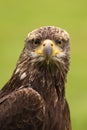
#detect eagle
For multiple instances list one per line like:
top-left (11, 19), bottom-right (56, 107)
top-left (0, 26), bottom-right (71, 130)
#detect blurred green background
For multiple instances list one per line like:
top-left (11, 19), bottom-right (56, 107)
top-left (0, 0), bottom-right (87, 129)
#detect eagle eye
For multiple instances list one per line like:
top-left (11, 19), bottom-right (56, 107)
top-left (58, 40), bottom-right (62, 44)
top-left (55, 39), bottom-right (64, 47)
top-left (32, 38), bottom-right (41, 47)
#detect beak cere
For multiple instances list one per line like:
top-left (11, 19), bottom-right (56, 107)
top-left (43, 43), bottom-right (52, 58)
top-left (42, 40), bottom-right (53, 64)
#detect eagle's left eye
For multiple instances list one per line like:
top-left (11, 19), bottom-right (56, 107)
top-left (55, 40), bottom-right (64, 48)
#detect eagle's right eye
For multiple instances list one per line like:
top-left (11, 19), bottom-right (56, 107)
top-left (33, 39), bottom-right (41, 47)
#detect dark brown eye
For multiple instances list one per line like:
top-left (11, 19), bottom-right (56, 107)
top-left (58, 40), bottom-right (62, 44)
top-left (33, 39), bottom-right (41, 47)
top-left (55, 40), bottom-right (63, 47)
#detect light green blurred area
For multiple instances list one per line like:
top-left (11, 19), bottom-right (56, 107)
top-left (0, 0), bottom-right (87, 129)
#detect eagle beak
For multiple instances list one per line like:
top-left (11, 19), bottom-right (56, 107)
top-left (35, 39), bottom-right (62, 64)
top-left (43, 40), bottom-right (52, 62)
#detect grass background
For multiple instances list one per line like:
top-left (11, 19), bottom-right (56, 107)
top-left (0, 0), bottom-right (87, 129)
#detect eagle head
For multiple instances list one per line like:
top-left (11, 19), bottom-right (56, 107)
top-left (23, 26), bottom-right (70, 72)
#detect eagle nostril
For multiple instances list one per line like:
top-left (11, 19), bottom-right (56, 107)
top-left (43, 43), bottom-right (45, 46)
top-left (43, 43), bottom-right (53, 47)
top-left (51, 43), bottom-right (53, 46)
